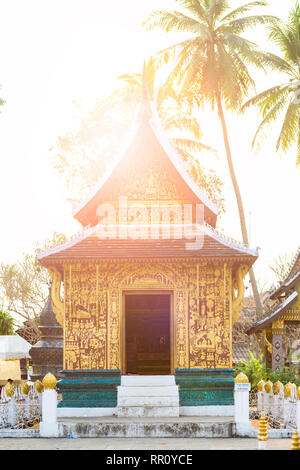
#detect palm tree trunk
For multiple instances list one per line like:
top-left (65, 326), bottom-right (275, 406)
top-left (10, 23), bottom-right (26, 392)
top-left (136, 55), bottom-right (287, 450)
top-left (216, 93), bottom-right (263, 319)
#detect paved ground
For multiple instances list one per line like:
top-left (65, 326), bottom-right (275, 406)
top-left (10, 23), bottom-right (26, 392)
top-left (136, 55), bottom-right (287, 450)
top-left (0, 438), bottom-right (292, 450)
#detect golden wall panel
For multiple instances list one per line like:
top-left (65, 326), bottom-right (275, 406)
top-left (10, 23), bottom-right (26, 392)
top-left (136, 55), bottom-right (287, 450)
top-left (63, 261), bottom-right (235, 371)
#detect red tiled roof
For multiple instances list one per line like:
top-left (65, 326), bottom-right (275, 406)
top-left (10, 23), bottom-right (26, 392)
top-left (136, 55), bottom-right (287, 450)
top-left (247, 290), bottom-right (298, 334)
top-left (38, 224), bottom-right (258, 265)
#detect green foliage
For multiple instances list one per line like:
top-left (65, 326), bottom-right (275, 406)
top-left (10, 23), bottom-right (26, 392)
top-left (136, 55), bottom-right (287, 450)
top-left (234, 350), bottom-right (300, 387)
top-left (266, 365), bottom-right (300, 386)
top-left (242, 2), bottom-right (300, 164)
top-left (234, 351), bottom-right (266, 388)
top-left (143, 0), bottom-right (280, 111)
top-left (0, 309), bottom-right (15, 335)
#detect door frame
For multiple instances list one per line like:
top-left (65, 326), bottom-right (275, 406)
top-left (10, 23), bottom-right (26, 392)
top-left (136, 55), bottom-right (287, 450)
top-left (121, 290), bottom-right (174, 375)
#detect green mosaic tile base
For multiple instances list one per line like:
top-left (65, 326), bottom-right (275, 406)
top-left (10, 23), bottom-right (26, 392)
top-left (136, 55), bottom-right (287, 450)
top-left (175, 368), bottom-right (234, 406)
top-left (57, 369), bottom-right (121, 408)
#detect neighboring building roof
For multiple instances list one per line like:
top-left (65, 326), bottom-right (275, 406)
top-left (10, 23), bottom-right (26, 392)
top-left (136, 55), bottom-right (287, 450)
top-left (73, 102), bottom-right (220, 227)
top-left (268, 247), bottom-right (300, 300)
top-left (0, 335), bottom-right (31, 360)
top-left (269, 267), bottom-right (300, 300)
top-left (246, 290), bottom-right (298, 334)
top-left (37, 223), bottom-right (259, 265)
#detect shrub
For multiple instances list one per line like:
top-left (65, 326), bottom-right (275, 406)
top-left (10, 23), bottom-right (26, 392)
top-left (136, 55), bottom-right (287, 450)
top-left (234, 351), bottom-right (266, 389)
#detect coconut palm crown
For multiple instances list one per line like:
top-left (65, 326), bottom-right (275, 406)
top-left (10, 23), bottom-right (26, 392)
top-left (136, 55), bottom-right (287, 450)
top-left (242, 2), bottom-right (300, 165)
top-left (143, 0), bottom-right (284, 316)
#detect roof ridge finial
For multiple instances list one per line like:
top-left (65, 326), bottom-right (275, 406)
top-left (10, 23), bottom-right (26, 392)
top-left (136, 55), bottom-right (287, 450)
top-left (139, 60), bottom-right (152, 122)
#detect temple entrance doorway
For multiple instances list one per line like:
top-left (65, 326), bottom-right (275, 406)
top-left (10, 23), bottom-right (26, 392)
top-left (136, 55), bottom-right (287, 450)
top-left (124, 293), bottom-right (172, 375)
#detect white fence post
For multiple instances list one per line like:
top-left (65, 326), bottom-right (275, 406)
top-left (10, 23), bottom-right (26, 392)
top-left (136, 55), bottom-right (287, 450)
top-left (234, 373), bottom-right (251, 435)
top-left (257, 380), bottom-right (265, 414)
top-left (39, 373), bottom-right (59, 438)
top-left (296, 387), bottom-right (300, 433)
top-left (273, 381), bottom-right (284, 421)
top-left (264, 380), bottom-right (273, 415)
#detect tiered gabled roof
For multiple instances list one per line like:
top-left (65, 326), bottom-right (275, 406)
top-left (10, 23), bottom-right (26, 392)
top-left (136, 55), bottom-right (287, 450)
top-left (247, 246), bottom-right (300, 335)
top-left (37, 222), bottom-right (258, 265)
top-left (72, 102), bottom-right (220, 228)
top-left (247, 291), bottom-right (298, 334)
top-left (38, 97), bottom-right (259, 268)
top-left (269, 247), bottom-right (300, 300)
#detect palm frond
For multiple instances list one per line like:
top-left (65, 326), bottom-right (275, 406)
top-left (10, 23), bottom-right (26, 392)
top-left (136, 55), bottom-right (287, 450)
top-left (221, 14), bottom-right (279, 35)
top-left (221, 32), bottom-right (296, 77)
top-left (241, 85), bottom-right (290, 113)
top-left (268, 22), bottom-right (300, 65)
top-left (171, 137), bottom-right (216, 154)
top-left (251, 94), bottom-right (291, 149)
top-left (208, 0), bottom-right (230, 25)
top-left (175, 0), bottom-right (208, 22)
top-left (276, 100), bottom-right (300, 152)
top-left (163, 111), bottom-right (203, 139)
top-left (220, 1), bottom-right (268, 23)
top-left (142, 10), bottom-right (205, 34)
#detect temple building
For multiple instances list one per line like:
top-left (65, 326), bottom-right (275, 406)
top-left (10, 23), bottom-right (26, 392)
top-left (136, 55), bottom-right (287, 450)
top-left (38, 101), bottom-right (258, 417)
top-left (247, 248), bottom-right (300, 370)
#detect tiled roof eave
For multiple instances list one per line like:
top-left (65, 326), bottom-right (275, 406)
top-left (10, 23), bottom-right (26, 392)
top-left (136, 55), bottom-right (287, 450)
top-left (72, 102), bottom-right (220, 222)
top-left (246, 290), bottom-right (298, 334)
top-left (37, 223), bottom-right (259, 261)
top-left (269, 267), bottom-right (300, 300)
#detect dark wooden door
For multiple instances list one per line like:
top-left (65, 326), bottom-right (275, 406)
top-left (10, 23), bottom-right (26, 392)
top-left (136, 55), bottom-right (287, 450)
top-left (125, 295), bottom-right (171, 375)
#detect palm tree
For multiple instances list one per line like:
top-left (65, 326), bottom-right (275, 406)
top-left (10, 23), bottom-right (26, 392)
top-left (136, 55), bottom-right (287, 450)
top-left (143, 0), bottom-right (284, 317)
top-left (0, 310), bottom-right (15, 335)
top-left (242, 2), bottom-right (300, 165)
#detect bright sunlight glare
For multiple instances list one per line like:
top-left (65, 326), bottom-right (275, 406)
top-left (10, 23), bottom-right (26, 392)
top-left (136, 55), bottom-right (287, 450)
top-left (0, 0), bottom-right (299, 291)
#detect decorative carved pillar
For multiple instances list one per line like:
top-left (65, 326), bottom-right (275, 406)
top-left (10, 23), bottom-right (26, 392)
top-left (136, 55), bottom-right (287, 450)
top-left (107, 289), bottom-right (121, 370)
top-left (174, 290), bottom-right (189, 369)
top-left (272, 320), bottom-right (284, 370)
top-left (263, 329), bottom-right (273, 369)
top-left (48, 267), bottom-right (64, 326)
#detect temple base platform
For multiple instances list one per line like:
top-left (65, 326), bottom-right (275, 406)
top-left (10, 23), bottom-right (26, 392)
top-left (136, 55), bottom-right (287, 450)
top-left (56, 416), bottom-right (234, 438)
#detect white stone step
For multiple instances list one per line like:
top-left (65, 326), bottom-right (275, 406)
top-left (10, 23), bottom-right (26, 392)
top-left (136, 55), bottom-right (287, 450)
top-left (118, 385), bottom-right (178, 397)
top-left (118, 406), bottom-right (179, 418)
top-left (118, 396), bottom-right (179, 407)
top-left (121, 375), bottom-right (175, 387)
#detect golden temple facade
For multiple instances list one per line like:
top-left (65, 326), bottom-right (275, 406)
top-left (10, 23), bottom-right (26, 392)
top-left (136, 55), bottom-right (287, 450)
top-left (38, 102), bottom-right (258, 386)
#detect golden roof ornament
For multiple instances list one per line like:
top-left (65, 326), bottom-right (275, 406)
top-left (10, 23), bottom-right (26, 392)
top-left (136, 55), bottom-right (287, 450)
top-left (235, 372), bottom-right (249, 383)
top-left (35, 380), bottom-right (44, 393)
top-left (257, 380), bottom-right (265, 392)
top-left (297, 386), bottom-right (300, 401)
top-left (284, 382), bottom-right (294, 398)
top-left (20, 381), bottom-right (30, 395)
top-left (257, 415), bottom-right (268, 442)
top-left (291, 430), bottom-right (300, 450)
top-left (264, 380), bottom-right (273, 394)
top-left (273, 381), bottom-right (283, 395)
top-left (42, 373), bottom-right (57, 390)
top-left (5, 382), bottom-right (15, 398)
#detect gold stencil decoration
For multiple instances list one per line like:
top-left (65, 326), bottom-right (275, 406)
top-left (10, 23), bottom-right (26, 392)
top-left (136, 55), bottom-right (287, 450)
top-left (62, 260), bottom-right (246, 372)
top-left (107, 288), bottom-right (121, 370)
top-left (48, 267), bottom-right (64, 326)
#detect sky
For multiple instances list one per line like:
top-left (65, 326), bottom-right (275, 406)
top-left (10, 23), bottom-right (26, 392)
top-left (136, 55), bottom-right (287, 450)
top-left (0, 0), bottom-right (299, 292)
